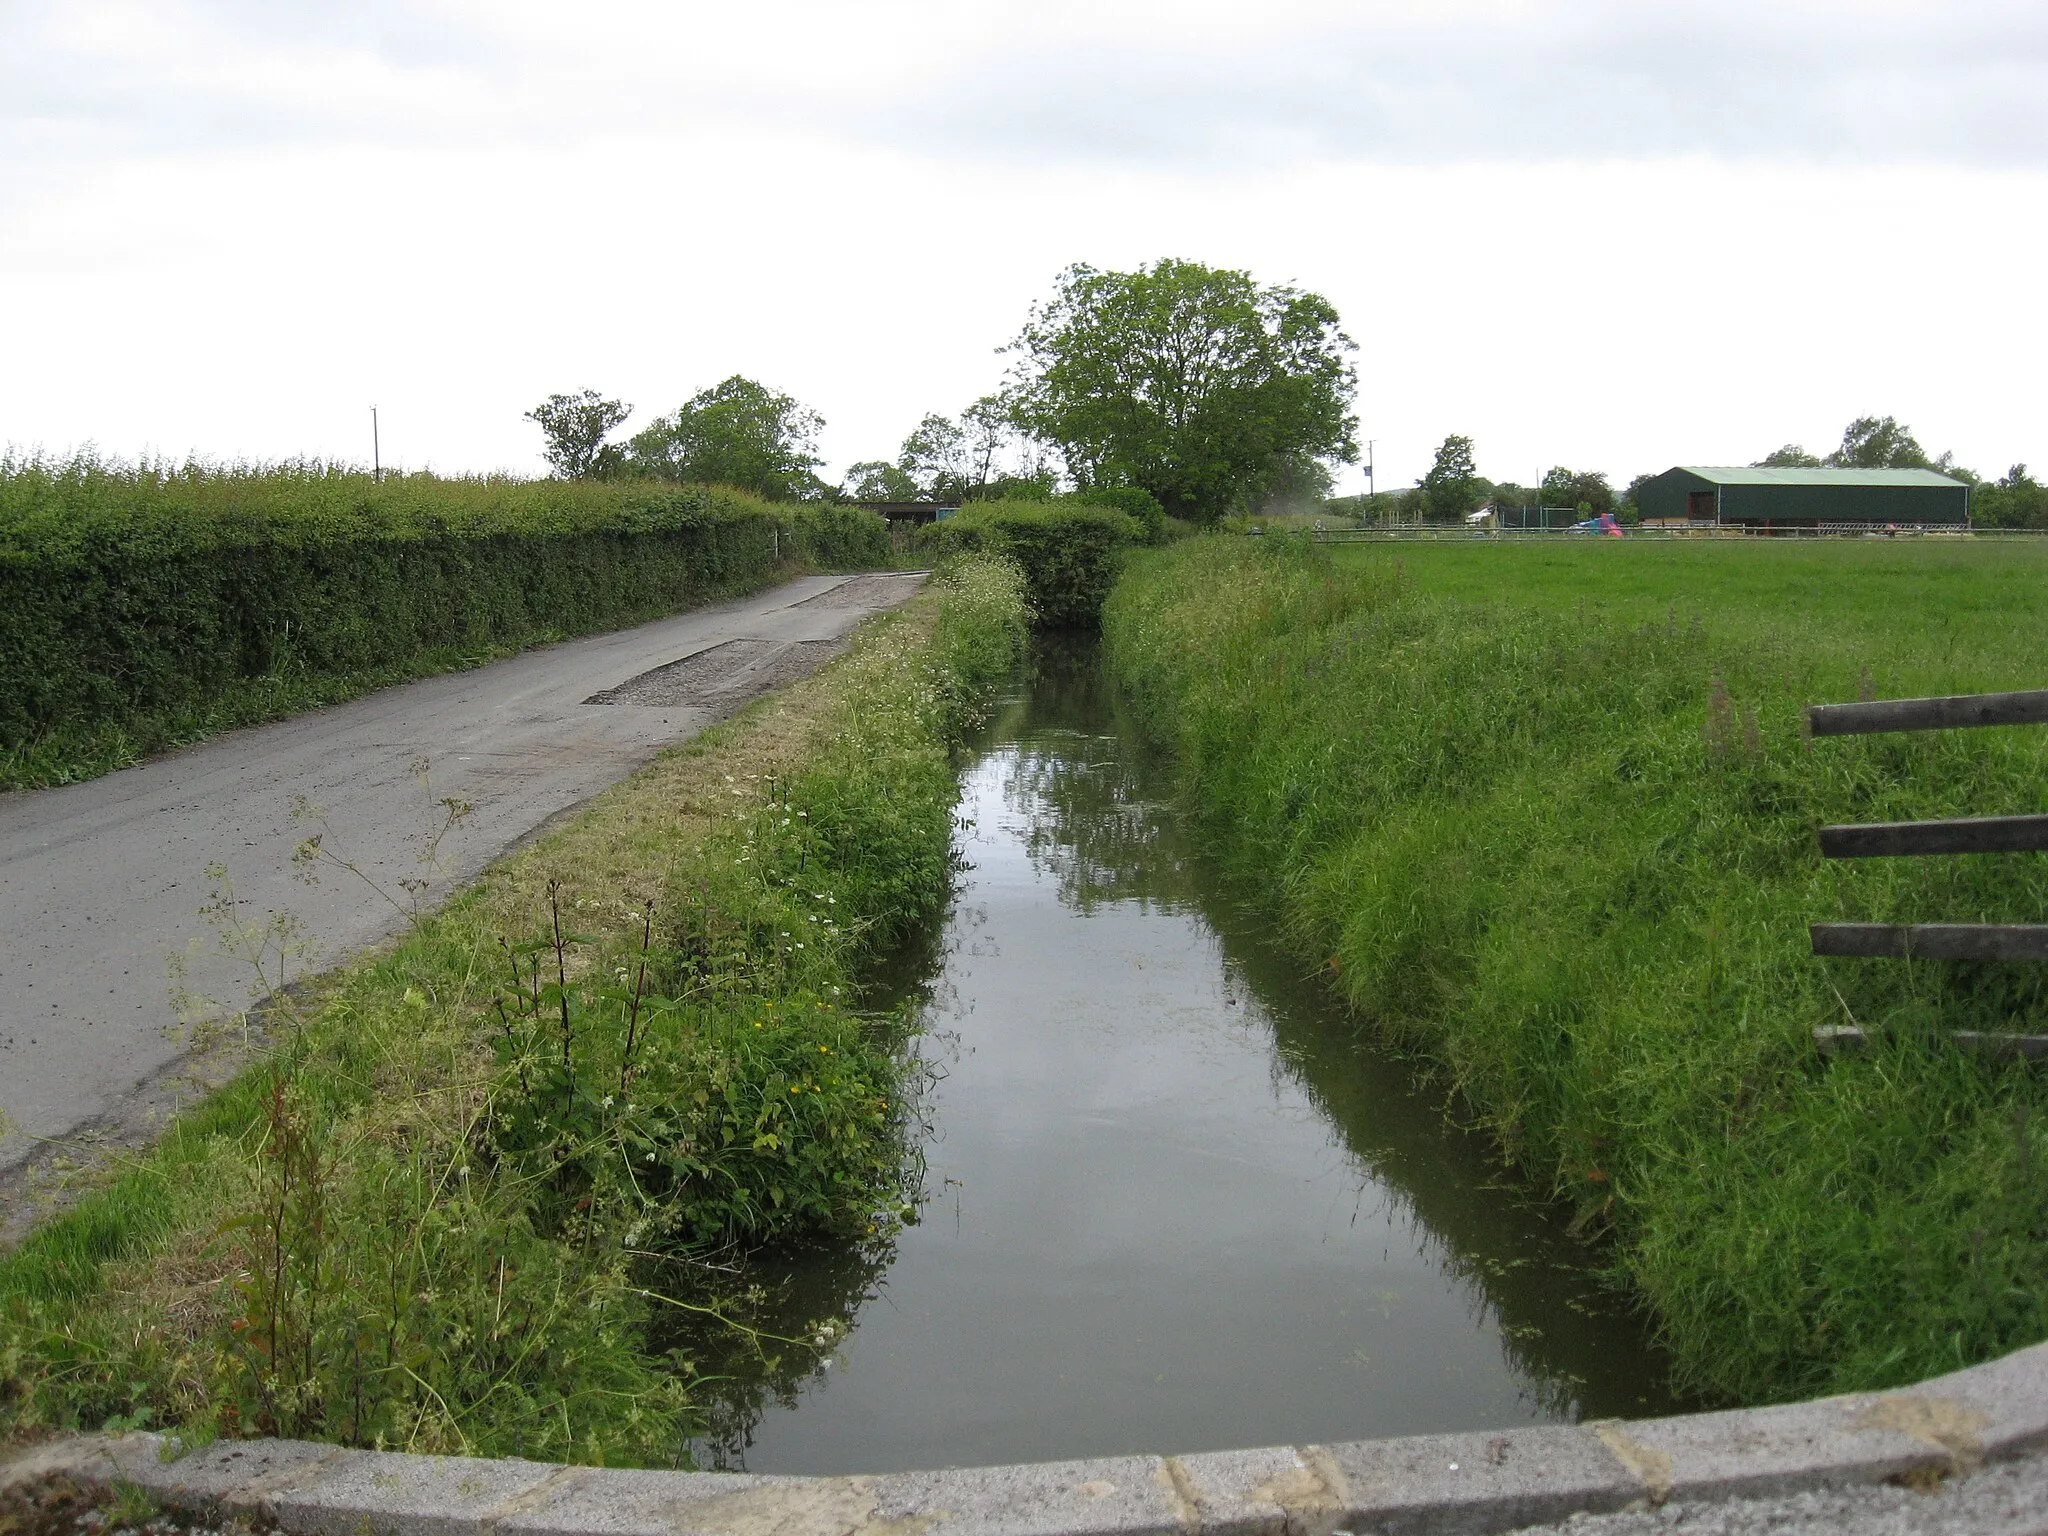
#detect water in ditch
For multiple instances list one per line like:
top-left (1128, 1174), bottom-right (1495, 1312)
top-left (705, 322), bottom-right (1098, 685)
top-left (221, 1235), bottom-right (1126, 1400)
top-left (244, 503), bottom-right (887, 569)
top-left (683, 639), bottom-right (1690, 1473)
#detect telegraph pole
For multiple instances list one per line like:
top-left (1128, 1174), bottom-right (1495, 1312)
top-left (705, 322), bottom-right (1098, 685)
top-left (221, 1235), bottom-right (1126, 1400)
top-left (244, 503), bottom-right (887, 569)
top-left (371, 406), bottom-right (382, 484)
top-left (1364, 440), bottom-right (1376, 526)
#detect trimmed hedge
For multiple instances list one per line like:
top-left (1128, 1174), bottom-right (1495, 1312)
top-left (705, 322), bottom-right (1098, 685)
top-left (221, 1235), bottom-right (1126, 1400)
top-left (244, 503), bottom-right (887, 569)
top-left (1070, 485), bottom-right (1166, 541)
top-left (922, 500), bottom-right (1139, 628)
top-left (0, 460), bottom-right (887, 757)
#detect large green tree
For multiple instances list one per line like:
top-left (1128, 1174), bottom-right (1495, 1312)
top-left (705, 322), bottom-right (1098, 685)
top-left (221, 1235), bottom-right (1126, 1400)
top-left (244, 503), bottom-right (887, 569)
top-left (525, 391), bottom-right (631, 480)
top-left (842, 460), bottom-right (920, 502)
top-left (1826, 416), bottom-right (1930, 469)
top-left (960, 394), bottom-right (1019, 492)
top-left (626, 376), bottom-right (826, 500)
top-left (1541, 466), bottom-right (1615, 516)
top-left (1973, 465), bottom-right (2048, 529)
top-left (898, 412), bottom-right (967, 498)
top-left (888, 393), bottom-right (1053, 502)
top-left (1420, 434), bottom-right (1481, 522)
top-left (1006, 259), bottom-right (1357, 522)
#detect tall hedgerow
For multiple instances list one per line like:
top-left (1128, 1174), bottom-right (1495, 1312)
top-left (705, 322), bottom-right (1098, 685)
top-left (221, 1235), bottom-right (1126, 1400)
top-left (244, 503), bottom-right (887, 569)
top-left (0, 456), bottom-right (888, 788)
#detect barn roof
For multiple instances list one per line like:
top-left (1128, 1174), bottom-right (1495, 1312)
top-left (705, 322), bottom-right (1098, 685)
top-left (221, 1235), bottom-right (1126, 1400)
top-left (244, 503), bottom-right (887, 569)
top-left (1677, 467), bottom-right (1967, 488)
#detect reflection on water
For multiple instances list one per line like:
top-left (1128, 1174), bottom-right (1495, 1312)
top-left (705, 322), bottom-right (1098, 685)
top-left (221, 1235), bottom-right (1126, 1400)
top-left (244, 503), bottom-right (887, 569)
top-left (686, 640), bottom-right (1690, 1474)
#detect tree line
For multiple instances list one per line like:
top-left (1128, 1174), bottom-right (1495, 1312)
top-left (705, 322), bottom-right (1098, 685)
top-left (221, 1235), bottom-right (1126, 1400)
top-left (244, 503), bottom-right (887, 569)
top-left (1361, 416), bottom-right (2048, 528)
top-left (1756, 417), bottom-right (2047, 528)
top-left (525, 259), bottom-right (1359, 526)
top-left (524, 378), bottom-right (832, 502)
top-left (525, 260), bottom-right (2043, 532)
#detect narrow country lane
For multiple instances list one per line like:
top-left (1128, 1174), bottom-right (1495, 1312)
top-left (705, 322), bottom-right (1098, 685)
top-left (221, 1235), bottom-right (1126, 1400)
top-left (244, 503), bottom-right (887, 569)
top-left (0, 571), bottom-right (925, 1199)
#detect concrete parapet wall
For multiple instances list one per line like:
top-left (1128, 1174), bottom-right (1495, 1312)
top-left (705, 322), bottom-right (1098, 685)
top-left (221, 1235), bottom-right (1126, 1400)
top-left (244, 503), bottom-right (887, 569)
top-left (8, 1340), bottom-right (2047, 1536)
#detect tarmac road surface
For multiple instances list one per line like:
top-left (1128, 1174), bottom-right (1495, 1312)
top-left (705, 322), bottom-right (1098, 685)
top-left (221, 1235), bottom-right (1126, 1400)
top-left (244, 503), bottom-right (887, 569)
top-left (0, 571), bottom-right (926, 1196)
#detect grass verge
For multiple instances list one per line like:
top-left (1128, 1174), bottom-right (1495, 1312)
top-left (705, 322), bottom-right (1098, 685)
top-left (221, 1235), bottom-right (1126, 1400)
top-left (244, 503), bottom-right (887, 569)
top-left (0, 557), bottom-right (1030, 1464)
top-left (1103, 534), bottom-right (2048, 1406)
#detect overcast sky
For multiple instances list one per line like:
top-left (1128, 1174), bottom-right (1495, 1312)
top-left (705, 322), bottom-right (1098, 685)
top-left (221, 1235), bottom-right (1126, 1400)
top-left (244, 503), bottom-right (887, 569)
top-left (4, 0), bottom-right (2045, 492)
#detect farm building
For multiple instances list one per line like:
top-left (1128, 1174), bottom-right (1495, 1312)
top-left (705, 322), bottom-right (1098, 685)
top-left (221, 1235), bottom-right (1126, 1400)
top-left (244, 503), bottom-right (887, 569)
top-left (1632, 467), bottom-right (1970, 530)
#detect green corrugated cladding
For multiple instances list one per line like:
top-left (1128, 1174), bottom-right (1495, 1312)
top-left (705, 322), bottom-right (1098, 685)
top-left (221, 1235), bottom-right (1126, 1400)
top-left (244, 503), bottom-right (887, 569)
top-left (1635, 467), bottom-right (1970, 526)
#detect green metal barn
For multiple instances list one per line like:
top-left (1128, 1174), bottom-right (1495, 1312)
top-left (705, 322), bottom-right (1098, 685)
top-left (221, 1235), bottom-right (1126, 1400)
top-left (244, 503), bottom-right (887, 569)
top-left (1633, 467), bottom-right (1970, 530)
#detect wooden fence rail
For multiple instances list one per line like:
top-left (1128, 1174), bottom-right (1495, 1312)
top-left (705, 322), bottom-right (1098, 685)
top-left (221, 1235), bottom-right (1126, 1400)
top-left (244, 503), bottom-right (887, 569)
top-left (1808, 688), bottom-right (2048, 738)
top-left (1804, 686), bottom-right (2048, 1057)
top-left (1818, 814), bottom-right (2048, 859)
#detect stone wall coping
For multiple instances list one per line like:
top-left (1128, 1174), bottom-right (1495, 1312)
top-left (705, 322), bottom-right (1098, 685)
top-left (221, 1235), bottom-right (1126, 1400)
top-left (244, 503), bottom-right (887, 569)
top-left (8, 1339), bottom-right (2046, 1536)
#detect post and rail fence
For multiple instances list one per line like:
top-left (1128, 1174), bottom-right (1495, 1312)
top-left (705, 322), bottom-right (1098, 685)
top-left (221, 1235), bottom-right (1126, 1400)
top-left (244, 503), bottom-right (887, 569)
top-left (1806, 687), bottom-right (2048, 1059)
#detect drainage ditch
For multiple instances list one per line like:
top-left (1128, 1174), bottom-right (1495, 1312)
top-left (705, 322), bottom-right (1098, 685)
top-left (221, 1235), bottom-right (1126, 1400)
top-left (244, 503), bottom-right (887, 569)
top-left (677, 640), bottom-right (1692, 1474)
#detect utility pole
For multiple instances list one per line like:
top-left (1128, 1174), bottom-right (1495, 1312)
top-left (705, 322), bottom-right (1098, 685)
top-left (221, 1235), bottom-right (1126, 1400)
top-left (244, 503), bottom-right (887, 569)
top-left (1364, 440), bottom-right (1376, 527)
top-left (371, 406), bottom-right (381, 484)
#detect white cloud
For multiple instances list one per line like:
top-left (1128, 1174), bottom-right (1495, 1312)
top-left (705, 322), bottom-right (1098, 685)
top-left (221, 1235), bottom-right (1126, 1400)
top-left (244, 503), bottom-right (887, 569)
top-left (12, 1), bottom-right (2046, 168)
top-left (1, 1), bottom-right (2044, 490)
top-left (870, 2), bottom-right (2048, 168)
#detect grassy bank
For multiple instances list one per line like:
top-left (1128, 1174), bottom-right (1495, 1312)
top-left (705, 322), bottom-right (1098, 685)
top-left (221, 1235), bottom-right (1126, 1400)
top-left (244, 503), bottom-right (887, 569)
top-left (0, 557), bottom-right (1029, 1463)
top-left (1103, 535), bottom-right (2048, 1405)
top-left (0, 458), bottom-right (889, 789)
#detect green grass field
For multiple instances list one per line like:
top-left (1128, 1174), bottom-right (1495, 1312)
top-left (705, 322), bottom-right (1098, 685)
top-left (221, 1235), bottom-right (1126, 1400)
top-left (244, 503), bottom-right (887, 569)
top-left (1385, 539), bottom-right (2048, 693)
top-left (1105, 535), bottom-right (2048, 1406)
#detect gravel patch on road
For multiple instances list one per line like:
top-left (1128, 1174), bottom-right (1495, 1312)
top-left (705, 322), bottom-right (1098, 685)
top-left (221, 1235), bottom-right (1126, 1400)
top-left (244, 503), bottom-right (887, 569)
top-left (745, 638), bottom-right (848, 692)
top-left (586, 638), bottom-right (849, 708)
top-left (792, 573), bottom-right (927, 610)
top-left (584, 639), bottom-right (771, 705)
